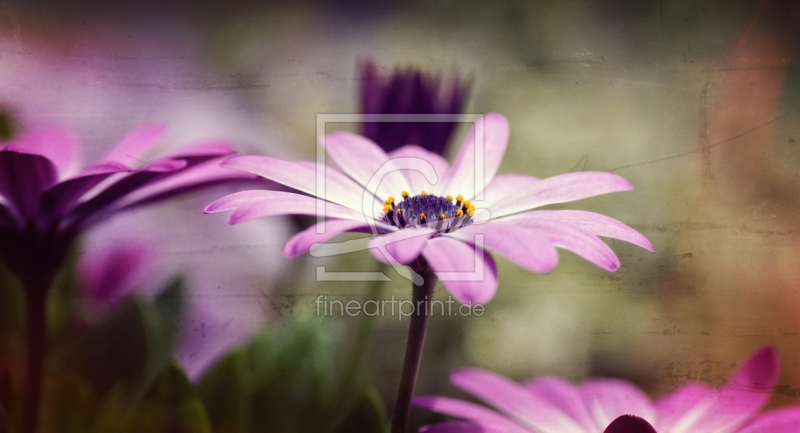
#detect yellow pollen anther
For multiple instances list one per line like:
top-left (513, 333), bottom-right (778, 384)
top-left (456, 194), bottom-right (464, 203)
top-left (396, 209), bottom-right (403, 216)
top-left (462, 200), bottom-right (472, 208)
top-left (386, 196), bottom-right (395, 203)
top-left (445, 195), bottom-right (453, 202)
top-left (420, 190), bottom-right (428, 196)
top-left (401, 191), bottom-right (410, 198)
top-left (383, 204), bottom-right (393, 213)
top-left (419, 213), bottom-right (427, 221)
top-left (455, 209), bottom-right (464, 217)
top-left (439, 213), bottom-right (446, 220)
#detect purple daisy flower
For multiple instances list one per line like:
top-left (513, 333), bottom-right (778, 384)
top-left (414, 347), bottom-right (800, 433)
top-left (0, 125), bottom-right (247, 289)
top-left (431, 415), bottom-right (658, 433)
top-left (0, 124), bottom-right (250, 433)
top-left (206, 113), bottom-right (652, 305)
top-left (360, 61), bottom-right (470, 155)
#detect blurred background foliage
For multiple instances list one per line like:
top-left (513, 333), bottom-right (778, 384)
top-left (2, 0), bottom-right (800, 431)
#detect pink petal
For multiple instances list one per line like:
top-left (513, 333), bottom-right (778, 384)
top-left (140, 158), bottom-right (187, 172)
top-left (438, 113), bottom-right (508, 200)
top-left (422, 237), bottom-right (499, 304)
top-left (205, 190), bottom-right (277, 213)
top-left (320, 132), bottom-right (410, 199)
top-left (0, 151), bottom-right (58, 218)
top-left (450, 222), bottom-right (559, 274)
top-left (414, 397), bottom-right (528, 433)
top-left (284, 219), bottom-right (380, 258)
top-left (96, 124), bottom-right (166, 169)
top-left (388, 145), bottom-right (449, 194)
top-left (580, 379), bottom-right (656, 430)
top-left (222, 155), bottom-right (370, 212)
top-left (478, 174), bottom-right (541, 212)
top-left (524, 376), bottom-right (597, 431)
top-left (654, 383), bottom-right (717, 433)
top-left (450, 368), bottom-right (587, 433)
top-left (488, 172), bottom-right (635, 219)
top-left (679, 347), bottom-right (778, 433)
top-left (66, 153), bottom-right (225, 229)
top-left (80, 161), bottom-right (132, 176)
top-left (205, 190), bottom-right (366, 224)
top-left (506, 219), bottom-right (621, 272)
top-left (6, 127), bottom-right (79, 178)
top-left (160, 140), bottom-right (235, 159)
top-left (720, 346), bottom-right (779, 406)
top-left (368, 227), bottom-right (434, 265)
top-left (508, 210), bottom-right (654, 253)
top-left (41, 171), bottom-right (126, 223)
top-left (738, 408), bottom-right (800, 433)
top-left (113, 160), bottom-right (258, 211)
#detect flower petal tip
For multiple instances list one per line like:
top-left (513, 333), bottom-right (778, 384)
top-left (484, 112), bottom-right (509, 128)
top-left (449, 367), bottom-right (487, 384)
top-left (282, 244), bottom-right (302, 258)
top-left (204, 197), bottom-right (234, 214)
top-left (203, 203), bottom-right (222, 214)
top-left (220, 155), bottom-right (245, 168)
top-left (750, 345), bottom-right (779, 376)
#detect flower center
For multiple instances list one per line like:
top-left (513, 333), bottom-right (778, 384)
top-left (380, 191), bottom-right (475, 233)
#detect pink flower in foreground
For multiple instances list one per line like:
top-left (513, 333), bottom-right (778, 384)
top-left (0, 125), bottom-right (248, 289)
top-left (206, 113), bottom-right (652, 304)
top-left (414, 347), bottom-right (800, 433)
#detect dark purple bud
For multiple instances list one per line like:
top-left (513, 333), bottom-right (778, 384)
top-left (359, 60), bottom-right (470, 155)
top-left (604, 415), bottom-right (657, 433)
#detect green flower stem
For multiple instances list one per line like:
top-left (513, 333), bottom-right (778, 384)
top-left (390, 260), bottom-right (437, 433)
top-left (22, 280), bottom-right (48, 433)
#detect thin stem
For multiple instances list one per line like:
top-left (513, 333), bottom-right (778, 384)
top-left (22, 285), bottom-right (48, 433)
top-left (390, 262), bottom-right (437, 433)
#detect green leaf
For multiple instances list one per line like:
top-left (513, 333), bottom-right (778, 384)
top-left (195, 349), bottom-right (252, 433)
top-left (130, 278), bottom-right (185, 401)
top-left (48, 362), bottom-right (212, 433)
top-left (53, 278), bottom-right (185, 402)
top-left (198, 317), bottom-right (388, 433)
top-left (330, 387), bottom-right (389, 433)
top-left (122, 361), bottom-right (212, 433)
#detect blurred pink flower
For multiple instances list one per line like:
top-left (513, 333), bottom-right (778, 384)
top-left (0, 125), bottom-right (248, 289)
top-left (415, 347), bottom-right (800, 433)
top-left (206, 113), bottom-right (652, 304)
top-left (433, 415), bottom-right (658, 433)
top-left (77, 238), bottom-right (150, 310)
top-left (75, 230), bottom-right (280, 381)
